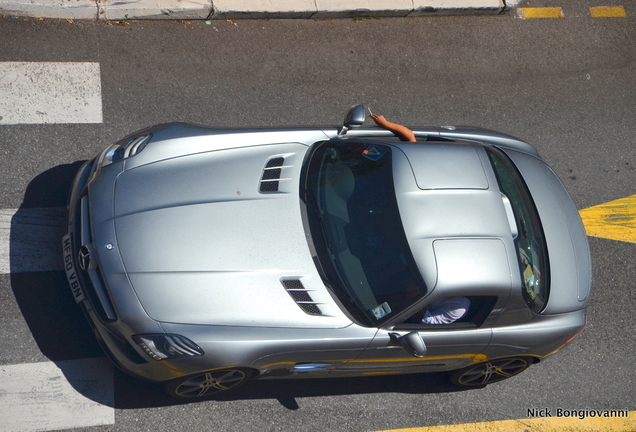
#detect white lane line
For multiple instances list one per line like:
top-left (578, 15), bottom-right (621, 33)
top-left (0, 207), bottom-right (66, 274)
top-left (0, 358), bottom-right (114, 432)
top-left (0, 62), bottom-right (102, 124)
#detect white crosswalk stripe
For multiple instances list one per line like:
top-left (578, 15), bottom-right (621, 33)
top-left (0, 62), bottom-right (102, 124)
top-left (1, 58), bottom-right (114, 431)
top-left (0, 358), bottom-right (114, 432)
top-left (0, 207), bottom-right (66, 275)
top-left (1, 203), bottom-right (116, 431)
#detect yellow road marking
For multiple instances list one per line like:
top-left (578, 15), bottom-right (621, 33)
top-left (349, 354), bottom-right (487, 364)
top-left (579, 195), bottom-right (636, 243)
top-left (374, 410), bottom-right (635, 432)
top-left (590, 6), bottom-right (627, 17)
top-left (521, 7), bottom-right (564, 18)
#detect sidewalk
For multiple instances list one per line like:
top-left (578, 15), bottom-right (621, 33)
top-left (0, 0), bottom-right (508, 21)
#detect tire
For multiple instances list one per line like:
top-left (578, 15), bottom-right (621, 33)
top-left (163, 368), bottom-right (255, 399)
top-left (450, 357), bottom-right (532, 387)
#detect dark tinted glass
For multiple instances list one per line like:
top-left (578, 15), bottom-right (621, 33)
top-left (303, 140), bottom-right (427, 326)
top-left (486, 147), bottom-right (550, 312)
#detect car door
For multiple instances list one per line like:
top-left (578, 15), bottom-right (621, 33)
top-left (250, 325), bottom-right (379, 376)
top-left (335, 326), bottom-right (492, 375)
top-left (332, 295), bottom-right (500, 375)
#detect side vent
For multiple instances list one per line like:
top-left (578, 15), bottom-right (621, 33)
top-left (260, 157), bottom-right (285, 192)
top-left (282, 279), bottom-right (323, 316)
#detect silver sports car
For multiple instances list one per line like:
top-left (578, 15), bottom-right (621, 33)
top-left (63, 106), bottom-right (591, 399)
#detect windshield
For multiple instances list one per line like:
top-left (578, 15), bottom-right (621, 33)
top-left (302, 140), bottom-right (427, 327)
top-left (485, 147), bottom-right (550, 312)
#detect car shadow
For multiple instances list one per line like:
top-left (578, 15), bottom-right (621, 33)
top-left (112, 367), bottom-right (467, 410)
top-left (9, 162), bottom-right (111, 408)
top-left (9, 163), bottom-right (472, 410)
top-left (9, 161), bottom-right (103, 362)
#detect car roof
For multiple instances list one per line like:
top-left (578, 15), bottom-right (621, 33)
top-left (390, 140), bottom-right (517, 307)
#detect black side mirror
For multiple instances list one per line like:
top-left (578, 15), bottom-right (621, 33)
top-left (338, 105), bottom-right (366, 136)
top-left (389, 331), bottom-right (427, 358)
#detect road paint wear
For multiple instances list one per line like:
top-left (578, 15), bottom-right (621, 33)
top-left (519, 6), bottom-right (629, 19)
top-left (579, 195), bottom-right (636, 243)
top-left (520, 7), bottom-right (563, 18)
top-left (373, 410), bottom-right (635, 432)
top-left (0, 358), bottom-right (115, 432)
top-left (0, 207), bottom-right (66, 274)
top-left (0, 62), bottom-right (102, 124)
top-left (590, 6), bottom-right (627, 17)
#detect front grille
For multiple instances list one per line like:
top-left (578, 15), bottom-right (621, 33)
top-left (72, 195), bottom-right (117, 322)
top-left (260, 157), bottom-right (286, 193)
top-left (282, 279), bottom-right (323, 316)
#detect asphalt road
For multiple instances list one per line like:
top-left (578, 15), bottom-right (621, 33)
top-left (1, 6), bottom-right (635, 432)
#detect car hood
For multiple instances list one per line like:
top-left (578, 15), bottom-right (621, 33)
top-left (112, 143), bottom-right (350, 328)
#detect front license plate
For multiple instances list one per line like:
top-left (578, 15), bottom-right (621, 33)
top-left (62, 233), bottom-right (85, 303)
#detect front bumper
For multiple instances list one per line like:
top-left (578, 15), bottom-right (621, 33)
top-left (63, 157), bottom-right (188, 382)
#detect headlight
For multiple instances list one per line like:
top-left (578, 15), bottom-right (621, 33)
top-left (102, 134), bottom-right (152, 166)
top-left (133, 334), bottom-right (204, 361)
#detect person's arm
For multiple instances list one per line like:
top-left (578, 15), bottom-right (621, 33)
top-left (370, 114), bottom-right (416, 142)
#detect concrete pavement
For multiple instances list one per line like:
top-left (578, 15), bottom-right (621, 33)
top-left (0, 0), bottom-right (510, 21)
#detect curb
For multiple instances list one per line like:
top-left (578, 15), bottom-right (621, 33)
top-left (1, 0), bottom-right (506, 21)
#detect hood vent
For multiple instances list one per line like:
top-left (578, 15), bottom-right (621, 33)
top-left (282, 279), bottom-right (323, 316)
top-left (260, 157), bottom-right (286, 193)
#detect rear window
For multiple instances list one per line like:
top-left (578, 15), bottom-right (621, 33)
top-left (485, 147), bottom-right (550, 312)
